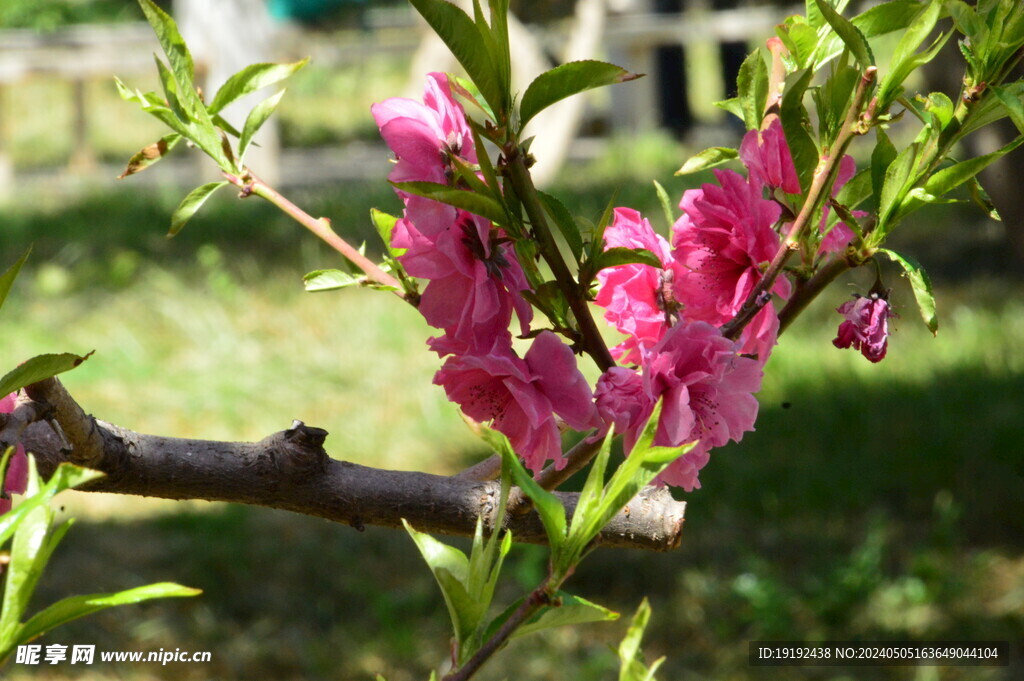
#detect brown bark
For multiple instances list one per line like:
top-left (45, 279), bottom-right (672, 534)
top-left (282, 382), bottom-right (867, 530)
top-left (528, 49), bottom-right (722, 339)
top-left (12, 378), bottom-right (686, 552)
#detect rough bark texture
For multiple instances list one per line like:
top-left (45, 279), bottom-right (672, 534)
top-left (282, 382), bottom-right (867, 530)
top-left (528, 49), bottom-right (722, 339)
top-left (14, 379), bottom-right (686, 552)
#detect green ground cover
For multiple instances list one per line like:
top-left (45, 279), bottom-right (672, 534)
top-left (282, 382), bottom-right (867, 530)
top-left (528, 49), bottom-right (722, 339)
top-left (3, 163), bottom-right (1022, 680)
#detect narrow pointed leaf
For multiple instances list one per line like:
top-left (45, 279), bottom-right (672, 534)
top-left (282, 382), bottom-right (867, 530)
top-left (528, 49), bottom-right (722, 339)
top-left (880, 248), bottom-right (937, 334)
top-left (239, 89), bottom-right (285, 162)
top-left (511, 592), bottom-right (618, 639)
top-left (538, 191), bottom-right (583, 261)
top-left (675, 147), bottom-right (738, 175)
top-left (653, 180), bottom-right (675, 231)
top-left (303, 269), bottom-right (363, 292)
top-left (118, 133), bottom-right (182, 179)
top-left (520, 60), bottom-right (639, 128)
top-left (737, 50), bottom-right (769, 130)
top-left (391, 181), bottom-right (506, 224)
top-left (17, 583), bottom-right (201, 646)
top-left (137, 0), bottom-right (200, 115)
top-left (0, 248), bottom-right (31, 311)
top-left (482, 426), bottom-right (566, 551)
top-left (0, 352), bottom-right (92, 398)
top-left (209, 59), bottom-right (309, 115)
top-left (407, 0), bottom-right (504, 114)
top-left (813, 0), bottom-right (874, 69)
top-left (169, 181), bottom-right (229, 237)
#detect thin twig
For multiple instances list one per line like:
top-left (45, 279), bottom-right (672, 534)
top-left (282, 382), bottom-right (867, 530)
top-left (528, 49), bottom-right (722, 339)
top-left (223, 171), bottom-right (411, 303)
top-left (503, 149), bottom-right (615, 372)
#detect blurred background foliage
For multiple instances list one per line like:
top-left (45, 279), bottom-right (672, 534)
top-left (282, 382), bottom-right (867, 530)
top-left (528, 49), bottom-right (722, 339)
top-left (2, 1), bottom-right (1023, 680)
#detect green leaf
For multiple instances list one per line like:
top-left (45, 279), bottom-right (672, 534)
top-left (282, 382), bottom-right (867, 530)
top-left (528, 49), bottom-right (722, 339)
top-left (876, 0), bottom-right (945, 109)
top-left (675, 147), bottom-right (738, 175)
top-left (592, 247), bottom-right (663, 272)
top-left (993, 85), bottom-right (1024, 134)
top-left (520, 60), bottom-right (638, 128)
top-left (239, 90), bottom-right (285, 163)
top-left (408, 0), bottom-right (505, 115)
top-left (512, 592), bottom-right (618, 639)
top-left (562, 401), bottom-right (693, 569)
top-left (0, 352), bottom-right (92, 398)
top-left (876, 142), bottom-right (918, 231)
top-left (879, 248), bottom-right (937, 334)
top-left (538, 191), bottom-right (583, 262)
top-left (712, 96), bottom-right (745, 122)
top-left (402, 520), bottom-right (483, 650)
top-left (0, 247), bottom-right (31, 312)
top-left (814, 64), bottom-right (859, 145)
top-left (137, 0), bottom-right (202, 117)
top-left (117, 133), bottom-right (182, 179)
top-left (834, 166), bottom-right (872, 210)
top-left (0, 462), bottom-right (104, 548)
top-left (303, 269), bottom-right (363, 292)
top-left (966, 176), bottom-right (1001, 221)
top-left (371, 208), bottom-right (401, 254)
top-left (0, 503), bottom-right (55, 642)
top-left (653, 180), bottom-right (675, 232)
top-left (16, 583), bottom-right (200, 647)
top-left (391, 181), bottom-right (506, 225)
top-left (780, 68), bottom-right (817, 192)
top-left (813, 0), bottom-right (874, 69)
top-left (169, 181), bottom-right (229, 237)
top-left (482, 426), bottom-right (566, 552)
top-left (776, 18), bottom-right (820, 70)
top-left (870, 127), bottom-right (898, 211)
top-left (922, 135), bottom-right (1024, 198)
top-left (618, 599), bottom-right (664, 681)
top-left (208, 59), bottom-right (309, 115)
top-left (736, 49), bottom-right (769, 130)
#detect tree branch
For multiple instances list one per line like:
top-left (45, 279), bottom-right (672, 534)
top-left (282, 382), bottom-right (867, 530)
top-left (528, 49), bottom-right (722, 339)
top-left (20, 379), bottom-right (685, 552)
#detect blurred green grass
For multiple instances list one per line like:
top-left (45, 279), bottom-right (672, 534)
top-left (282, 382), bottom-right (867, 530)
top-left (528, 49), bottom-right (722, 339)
top-left (3, 156), bottom-right (1024, 680)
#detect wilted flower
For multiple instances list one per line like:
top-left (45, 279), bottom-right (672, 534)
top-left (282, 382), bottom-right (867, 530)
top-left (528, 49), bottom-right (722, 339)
top-left (833, 292), bottom-right (895, 363)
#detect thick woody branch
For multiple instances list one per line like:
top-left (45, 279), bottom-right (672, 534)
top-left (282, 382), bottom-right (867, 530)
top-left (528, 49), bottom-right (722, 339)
top-left (20, 379), bottom-right (685, 552)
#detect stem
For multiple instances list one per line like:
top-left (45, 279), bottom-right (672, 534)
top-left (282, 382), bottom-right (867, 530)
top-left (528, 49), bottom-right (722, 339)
top-left (224, 172), bottom-right (410, 303)
top-left (507, 436), bottom-right (604, 514)
top-left (722, 66), bottom-right (877, 341)
top-left (777, 255), bottom-right (855, 336)
top-left (444, 585), bottom-right (554, 681)
top-left (503, 150), bottom-right (615, 372)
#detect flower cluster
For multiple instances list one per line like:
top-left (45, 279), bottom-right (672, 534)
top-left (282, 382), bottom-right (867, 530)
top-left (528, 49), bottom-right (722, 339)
top-left (1, 391), bottom-right (29, 514)
top-left (375, 79), bottom-right (889, 491)
top-left (374, 75), bottom-right (599, 470)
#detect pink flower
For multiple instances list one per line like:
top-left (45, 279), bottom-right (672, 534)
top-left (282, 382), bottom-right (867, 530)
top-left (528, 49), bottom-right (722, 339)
top-left (1, 392), bottom-right (28, 514)
top-left (833, 293), bottom-right (895, 363)
top-left (595, 208), bottom-right (675, 364)
top-left (434, 332), bottom-right (600, 471)
top-left (409, 212), bottom-right (532, 354)
top-left (626, 321), bottom-right (763, 491)
top-left (371, 72), bottom-right (476, 188)
top-left (670, 169), bottom-right (790, 357)
top-left (740, 117), bottom-right (801, 194)
top-left (594, 367), bottom-right (651, 436)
